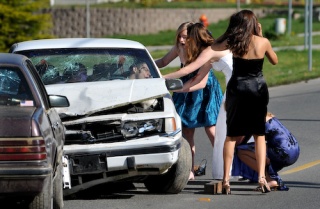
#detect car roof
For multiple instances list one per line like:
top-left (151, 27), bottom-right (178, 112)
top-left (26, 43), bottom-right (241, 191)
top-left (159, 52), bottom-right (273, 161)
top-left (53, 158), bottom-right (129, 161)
top-left (10, 38), bottom-right (147, 52)
top-left (0, 53), bottom-right (27, 65)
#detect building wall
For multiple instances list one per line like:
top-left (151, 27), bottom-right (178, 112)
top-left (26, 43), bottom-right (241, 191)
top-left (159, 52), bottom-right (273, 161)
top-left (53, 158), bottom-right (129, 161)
top-left (50, 8), bottom-right (267, 38)
top-left (52, 0), bottom-right (120, 5)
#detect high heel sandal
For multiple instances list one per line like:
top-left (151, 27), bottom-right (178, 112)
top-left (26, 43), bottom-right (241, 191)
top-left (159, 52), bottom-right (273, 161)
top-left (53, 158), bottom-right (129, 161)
top-left (222, 180), bottom-right (231, 195)
top-left (194, 159), bottom-right (207, 176)
top-left (258, 176), bottom-right (271, 193)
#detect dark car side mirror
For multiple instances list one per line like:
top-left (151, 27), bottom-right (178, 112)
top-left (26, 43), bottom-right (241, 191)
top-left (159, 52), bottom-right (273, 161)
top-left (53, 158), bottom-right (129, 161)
top-left (49, 95), bottom-right (70, 107)
top-left (165, 79), bottom-right (183, 91)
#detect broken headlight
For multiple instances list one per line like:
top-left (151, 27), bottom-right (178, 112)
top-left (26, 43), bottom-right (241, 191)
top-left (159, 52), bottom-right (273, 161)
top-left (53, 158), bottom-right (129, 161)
top-left (121, 119), bottom-right (163, 138)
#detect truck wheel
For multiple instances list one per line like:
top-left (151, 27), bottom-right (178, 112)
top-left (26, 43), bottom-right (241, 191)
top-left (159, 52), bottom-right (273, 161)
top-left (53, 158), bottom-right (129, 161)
top-left (53, 162), bottom-right (64, 209)
top-left (144, 137), bottom-right (192, 194)
top-left (29, 174), bottom-right (53, 209)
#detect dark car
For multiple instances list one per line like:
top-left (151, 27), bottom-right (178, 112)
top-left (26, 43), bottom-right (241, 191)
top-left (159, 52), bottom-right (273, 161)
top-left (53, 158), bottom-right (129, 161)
top-left (0, 53), bottom-right (69, 209)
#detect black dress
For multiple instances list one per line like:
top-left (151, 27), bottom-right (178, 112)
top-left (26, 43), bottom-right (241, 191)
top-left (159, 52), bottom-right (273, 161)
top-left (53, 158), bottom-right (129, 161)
top-left (225, 57), bottom-right (268, 136)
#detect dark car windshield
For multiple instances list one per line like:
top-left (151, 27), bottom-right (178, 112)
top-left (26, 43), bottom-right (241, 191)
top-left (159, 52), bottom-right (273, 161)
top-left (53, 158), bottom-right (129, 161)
top-left (16, 48), bottom-right (160, 85)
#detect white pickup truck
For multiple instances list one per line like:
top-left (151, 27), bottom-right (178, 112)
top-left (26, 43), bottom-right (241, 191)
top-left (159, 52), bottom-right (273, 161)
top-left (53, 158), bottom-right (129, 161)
top-left (10, 38), bottom-right (192, 197)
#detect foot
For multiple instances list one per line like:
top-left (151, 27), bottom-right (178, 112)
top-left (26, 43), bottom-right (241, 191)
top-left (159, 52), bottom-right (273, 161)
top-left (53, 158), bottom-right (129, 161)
top-left (258, 176), bottom-right (271, 193)
top-left (268, 180), bottom-right (279, 190)
top-left (268, 180), bottom-right (278, 187)
top-left (188, 171), bottom-right (195, 180)
top-left (222, 179), bottom-right (231, 195)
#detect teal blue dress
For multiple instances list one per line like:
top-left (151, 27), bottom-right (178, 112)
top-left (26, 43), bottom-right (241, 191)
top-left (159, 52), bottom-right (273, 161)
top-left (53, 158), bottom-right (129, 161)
top-left (172, 69), bottom-right (223, 128)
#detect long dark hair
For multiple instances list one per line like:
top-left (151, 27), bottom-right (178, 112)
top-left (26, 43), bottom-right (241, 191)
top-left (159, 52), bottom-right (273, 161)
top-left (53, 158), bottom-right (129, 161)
top-left (216, 10), bottom-right (261, 57)
top-left (185, 23), bottom-right (214, 65)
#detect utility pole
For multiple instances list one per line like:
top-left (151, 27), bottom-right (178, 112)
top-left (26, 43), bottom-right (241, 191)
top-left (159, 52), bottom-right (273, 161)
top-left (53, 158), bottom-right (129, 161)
top-left (308, 0), bottom-right (313, 71)
top-left (288, 0), bottom-right (292, 36)
top-left (86, 0), bottom-right (90, 38)
top-left (305, 0), bottom-right (309, 49)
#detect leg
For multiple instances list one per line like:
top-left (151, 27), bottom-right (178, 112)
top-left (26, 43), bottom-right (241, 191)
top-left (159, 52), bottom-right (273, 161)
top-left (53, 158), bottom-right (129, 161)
top-left (223, 136), bottom-right (243, 182)
top-left (253, 134), bottom-right (270, 193)
top-left (237, 149), bottom-right (258, 172)
top-left (253, 135), bottom-right (266, 178)
top-left (182, 127), bottom-right (195, 180)
top-left (222, 136), bottom-right (242, 194)
top-left (238, 149), bottom-right (277, 188)
top-left (204, 125), bottom-right (215, 147)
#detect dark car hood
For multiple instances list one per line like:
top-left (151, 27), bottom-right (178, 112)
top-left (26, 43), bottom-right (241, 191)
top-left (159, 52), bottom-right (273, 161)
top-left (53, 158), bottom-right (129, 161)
top-left (0, 106), bottom-right (36, 137)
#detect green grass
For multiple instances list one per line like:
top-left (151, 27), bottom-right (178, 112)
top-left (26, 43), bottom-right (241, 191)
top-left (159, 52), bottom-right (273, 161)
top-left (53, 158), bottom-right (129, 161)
top-left (105, 8), bottom-right (320, 91)
top-left (264, 50), bottom-right (320, 87)
top-left (143, 15), bottom-right (320, 92)
top-left (160, 50), bottom-right (320, 92)
top-left (109, 14), bottom-right (320, 47)
top-left (110, 30), bottom-right (176, 46)
top-left (113, 13), bottom-right (320, 91)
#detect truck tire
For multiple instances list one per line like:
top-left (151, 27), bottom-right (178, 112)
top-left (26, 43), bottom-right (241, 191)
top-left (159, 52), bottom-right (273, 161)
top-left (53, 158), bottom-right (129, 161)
top-left (29, 174), bottom-right (53, 209)
top-left (144, 137), bottom-right (192, 194)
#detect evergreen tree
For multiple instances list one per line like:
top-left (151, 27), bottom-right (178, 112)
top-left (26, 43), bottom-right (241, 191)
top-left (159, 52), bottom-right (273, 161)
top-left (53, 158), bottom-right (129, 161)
top-left (0, 0), bottom-right (53, 52)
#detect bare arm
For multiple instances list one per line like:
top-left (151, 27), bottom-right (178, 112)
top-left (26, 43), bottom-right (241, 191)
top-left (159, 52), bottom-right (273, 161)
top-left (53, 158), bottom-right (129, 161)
top-left (265, 39), bottom-right (278, 65)
top-left (163, 46), bottom-right (214, 79)
top-left (259, 23), bottom-right (278, 65)
top-left (155, 46), bottom-right (179, 68)
top-left (178, 62), bottom-right (212, 92)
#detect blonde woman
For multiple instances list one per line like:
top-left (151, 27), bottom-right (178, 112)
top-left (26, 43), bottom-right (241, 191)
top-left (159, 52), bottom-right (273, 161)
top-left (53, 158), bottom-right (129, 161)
top-left (156, 22), bottom-right (223, 180)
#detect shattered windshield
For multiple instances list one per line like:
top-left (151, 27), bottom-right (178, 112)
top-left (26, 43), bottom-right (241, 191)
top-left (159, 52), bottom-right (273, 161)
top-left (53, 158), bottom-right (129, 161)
top-left (0, 67), bottom-right (34, 106)
top-left (18, 48), bottom-right (159, 85)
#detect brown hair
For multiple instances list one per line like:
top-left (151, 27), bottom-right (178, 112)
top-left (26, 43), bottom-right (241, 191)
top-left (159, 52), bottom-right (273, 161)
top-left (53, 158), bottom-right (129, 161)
top-left (216, 10), bottom-right (261, 57)
top-left (185, 23), bottom-right (214, 65)
top-left (175, 22), bottom-right (194, 52)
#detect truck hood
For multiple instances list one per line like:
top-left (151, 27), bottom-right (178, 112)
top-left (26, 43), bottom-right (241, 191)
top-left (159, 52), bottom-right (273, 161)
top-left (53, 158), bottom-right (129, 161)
top-left (45, 78), bottom-right (169, 116)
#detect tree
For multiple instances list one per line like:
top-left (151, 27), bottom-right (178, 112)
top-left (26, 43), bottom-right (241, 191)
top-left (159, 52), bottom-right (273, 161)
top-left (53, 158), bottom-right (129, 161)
top-left (0, 0), bottom-right (53, 52)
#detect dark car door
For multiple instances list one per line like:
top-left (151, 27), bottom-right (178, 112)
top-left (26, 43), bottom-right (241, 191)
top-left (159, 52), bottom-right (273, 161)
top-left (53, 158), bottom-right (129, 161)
top-left (25, 60), bottom-right (65, 162)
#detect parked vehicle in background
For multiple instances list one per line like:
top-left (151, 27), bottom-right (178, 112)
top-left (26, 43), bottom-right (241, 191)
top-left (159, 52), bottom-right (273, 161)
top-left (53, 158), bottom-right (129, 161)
top-left (0, 53), bottom-right (69, 209)
top-left (10, 38), bottom-right (192, 197)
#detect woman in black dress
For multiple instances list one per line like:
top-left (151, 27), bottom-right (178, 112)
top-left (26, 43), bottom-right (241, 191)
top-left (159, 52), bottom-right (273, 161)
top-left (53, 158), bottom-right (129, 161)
top-left (214, 10), bottom-right (278, 194)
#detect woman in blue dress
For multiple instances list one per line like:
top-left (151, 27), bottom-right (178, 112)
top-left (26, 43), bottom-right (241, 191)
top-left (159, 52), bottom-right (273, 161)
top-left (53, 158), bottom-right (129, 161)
top-left (156, 22), bottom-right (223, 180)
top-left (232, 112), bottom-right (300, 191)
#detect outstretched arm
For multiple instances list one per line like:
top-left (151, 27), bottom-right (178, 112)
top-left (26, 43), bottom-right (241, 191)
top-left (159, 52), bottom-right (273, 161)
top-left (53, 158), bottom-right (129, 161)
top-left (163, 46), bottom-right (214, 79)
top-left (155, 46), bottom-right (179, 68)
top-left (177, 62), bottom-right (212, 92)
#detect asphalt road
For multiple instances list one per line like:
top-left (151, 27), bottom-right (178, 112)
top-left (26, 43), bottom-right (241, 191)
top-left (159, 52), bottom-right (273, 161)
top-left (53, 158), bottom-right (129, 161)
top-left (6, 76), bottom-right (319, 209)
top-left (60, 78), bottom-right (320, 209)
